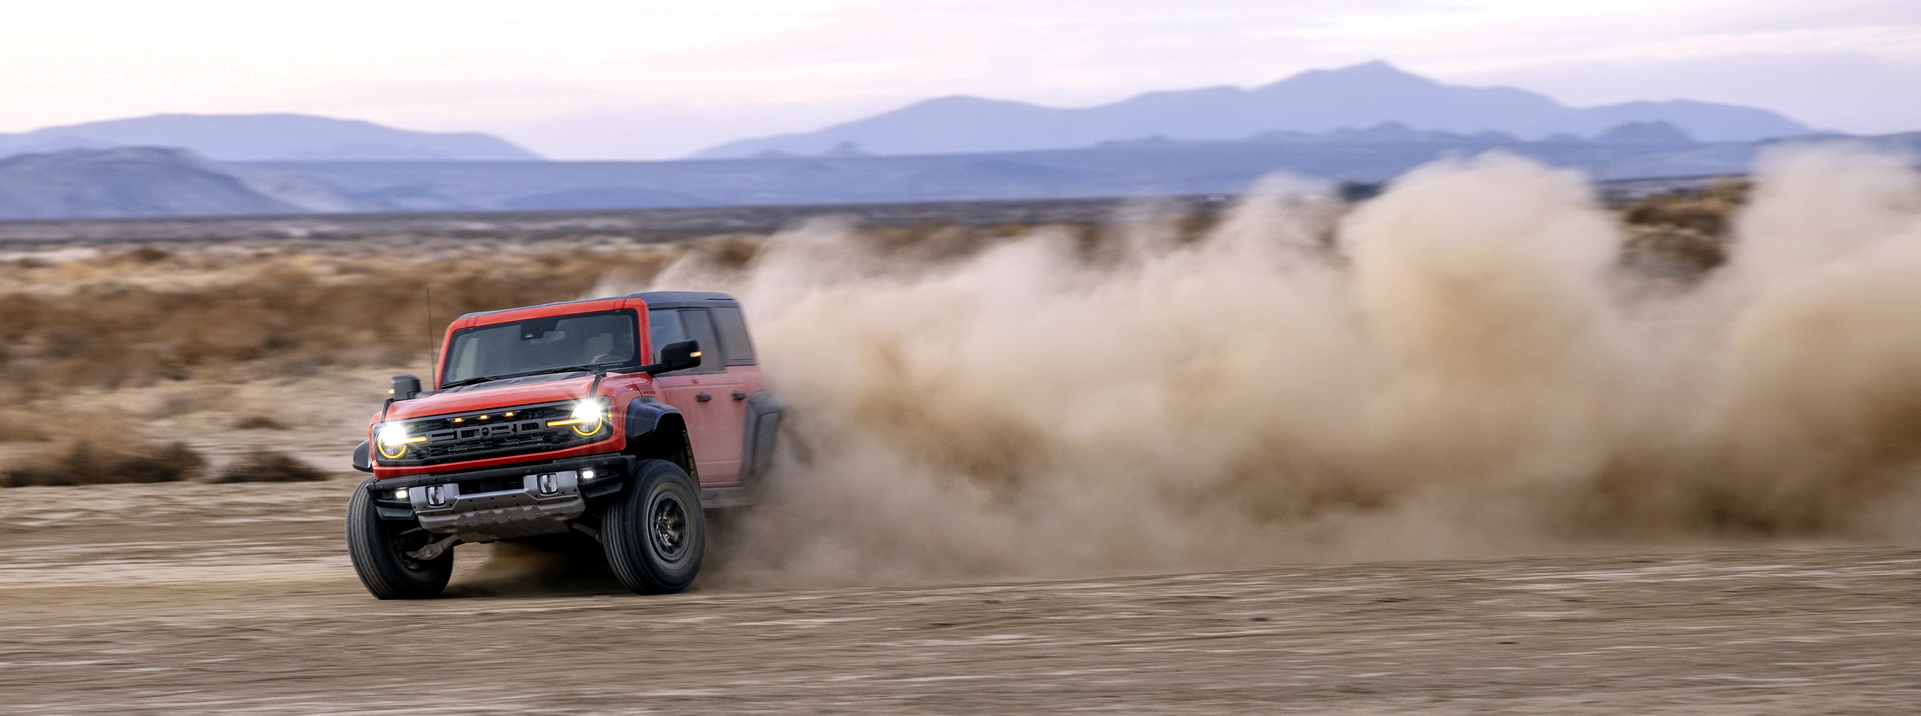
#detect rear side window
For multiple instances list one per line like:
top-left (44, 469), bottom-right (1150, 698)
top-left (677, 309), bottom-right (725, 374)
top-left (713, 306), bottom-right (757, 365)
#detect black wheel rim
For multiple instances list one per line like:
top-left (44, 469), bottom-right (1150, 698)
top-left (649, 491), bottom-right (690, 562)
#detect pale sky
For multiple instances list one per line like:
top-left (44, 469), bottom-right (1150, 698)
top-left (3, 0), bottom-right (1918, 158)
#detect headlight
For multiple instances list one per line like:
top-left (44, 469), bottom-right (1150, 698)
top-left (548, 398), bottom-right (610, 436)
top-left (376, 423), bottom-right (410, 447)
top-left (375, 423), bottom-right (424, 460)
top-left (571, 399), bottom-right (607, 423)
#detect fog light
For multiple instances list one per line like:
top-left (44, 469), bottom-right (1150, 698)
top-left (393, 488), bottom-right (407, 500)
top-left (580, 468), bottom-right (597, 481)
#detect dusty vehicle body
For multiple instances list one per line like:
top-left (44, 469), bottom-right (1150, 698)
top-left (345, 291), bottom-right (782, 599)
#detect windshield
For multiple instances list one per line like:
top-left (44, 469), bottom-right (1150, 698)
top-left (441, 310), bottom-right (638, 387)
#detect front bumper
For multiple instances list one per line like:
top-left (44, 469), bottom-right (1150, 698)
top-left (366, 454), bottom-right (634, 541)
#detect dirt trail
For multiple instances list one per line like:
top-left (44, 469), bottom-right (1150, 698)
top-left (2, 480), bottom-right (1918, 713)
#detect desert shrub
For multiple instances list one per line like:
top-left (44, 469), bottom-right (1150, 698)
top-left (1618, 182), bottom-right (1746, 240)
top-left (3, 441), bottom-right (206, 487)
top-left (1624, 198), bottom-right (1729, 236)
top-left (1613, 183), bottom-right (1746, 277)
top-left (703, 235), bottom-right (765, 268)
top-left (208, 450), bottom-right (330, 483)
top-left (118, 246), bottom-right (174, 264)
top-left (0, 409), bottom-right (50, 442)
top-left (1623, 226), bottom-right (1727, 277)
top-left (230, 415), bottom-right (289, 430)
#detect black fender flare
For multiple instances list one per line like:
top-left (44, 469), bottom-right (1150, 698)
top-left (625, 398), bottom-right (694, 480)
top-left (625, 398), bottom-right (685, 441)
top-left (741, 391), bottom-right (786, 481)
top-left (351, 440), bottom-right (373, 473)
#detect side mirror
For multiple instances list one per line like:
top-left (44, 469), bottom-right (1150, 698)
top-left (643, 340), bottom-right (703, 375)
top-left (390, 374), bottom-right (422, 401)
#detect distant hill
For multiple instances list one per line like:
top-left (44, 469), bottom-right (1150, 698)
top-left (695, 61), bottom-right (1812, 158)
top-left (1592, 121), bottom-right (1697, 145)
top-left (9, 129), bottom-right (1913, 221)
top-left (0, 147), bottom-right (373, 219)
top-left (269, 129), bottom-right (1921, 216)
top-left (0, 114), bottom-right (542, 162)
top-left (258, 129), bottom-right (1775, 214)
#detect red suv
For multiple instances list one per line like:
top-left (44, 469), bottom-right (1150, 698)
top-left (345, 291), bottom-right (783, 599)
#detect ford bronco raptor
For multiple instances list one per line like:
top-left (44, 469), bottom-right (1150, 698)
top-left (346, 291), bottom-right (783, 599)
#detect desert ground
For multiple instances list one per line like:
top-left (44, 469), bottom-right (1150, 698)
top-left (5, 171), bottom-right (1919, 713)
top-left (3, 479), bottom-right (1918, 713)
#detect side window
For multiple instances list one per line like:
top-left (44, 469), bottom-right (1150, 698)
top-left (648, 309), bottom-right (688, 361)
top-left (714, 306), bottom-right (757, 365)
top-left (677, 309), bottom-right (725, 374)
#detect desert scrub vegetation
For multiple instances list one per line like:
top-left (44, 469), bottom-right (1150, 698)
top-left (3, 441), bottom-right (333, 487)
top-left (4, 440), bottom-right (206, 487)
top-left (0, 238), bottom-right (690, 395)
top-left (210, 450), bottom-right (329, 484)
top-left (1618, 179), bottom-right (1746, 276)
top-left (0, 198), bottom-right (1739, 397)
top-left (0, 192), bottom-right (1739, 481)
top-left (229, 414), bottom-right (291, 430)
top-left (0, 228), bottom-right (1081, 400)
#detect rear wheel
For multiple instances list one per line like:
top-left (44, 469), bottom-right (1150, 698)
top-left (346, 480), bottom-right (453, 599)
top-left (602, 459), bottom-right (705, 594)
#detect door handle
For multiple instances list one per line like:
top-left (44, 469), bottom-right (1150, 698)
top-left (696, 393), bottom-right (712, 403)
top-left (732, 392), bottom-right (747, 401)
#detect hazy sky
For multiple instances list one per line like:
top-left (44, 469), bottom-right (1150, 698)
top-left (3, 0), bottom-right (1917, 158)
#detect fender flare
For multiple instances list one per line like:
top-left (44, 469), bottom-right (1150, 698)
top-left (625, 398), bottom-right (694, 480)
top-left (351, 440), bottom-right (373, 473)
top-left (741, 391), bottom-right (786, 481)
top-left (625, 398), bottom-right (685, 441)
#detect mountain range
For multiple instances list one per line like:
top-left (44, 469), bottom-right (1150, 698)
top-left (0, 114), bottom-right (541, 162)
top-left (0, 61), bottom-right (1880, 221)
top-left (0, 147), bottom-right (373, 219)
top-left (696, 61), bottom-right (1814, 158)
top-left (0, 128), bottom-right (1823, 219)
top-left (11, 126), bottom-right (1921, 221)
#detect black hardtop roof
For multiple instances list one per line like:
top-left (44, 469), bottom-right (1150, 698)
top-left (632, 290), bottom-right (738, 309)
top-left (458, 290), bottom-right (739, 320)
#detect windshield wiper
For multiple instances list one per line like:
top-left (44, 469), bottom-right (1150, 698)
top-left (440, 364), bottom-right (612, 390)
top-left (541, 364), bottom-right (614, 376)
top-left (439, 374), bottom-right (514, 389)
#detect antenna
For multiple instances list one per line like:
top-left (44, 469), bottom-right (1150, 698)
top-left (426, 288), bottom-right (436, 384)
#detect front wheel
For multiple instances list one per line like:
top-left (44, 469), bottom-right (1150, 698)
top-left (602, 459), bottom-right (705, 594)
top-left (346, 480), bottom-right (453, 599)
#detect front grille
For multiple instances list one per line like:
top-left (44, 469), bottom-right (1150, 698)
top-left (378, 401), bottom-right (608, 467)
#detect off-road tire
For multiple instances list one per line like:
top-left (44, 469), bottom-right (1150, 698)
top-left (346, 480), bottom-right (453, 599)
top-left (603, 459), bottom-right (705, 594)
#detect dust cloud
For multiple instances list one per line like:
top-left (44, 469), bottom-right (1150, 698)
top-left (599, 146), bottom-right (1921, 586)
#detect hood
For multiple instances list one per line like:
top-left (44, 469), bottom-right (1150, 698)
top-left (380, 373), bottom-right (600, 422)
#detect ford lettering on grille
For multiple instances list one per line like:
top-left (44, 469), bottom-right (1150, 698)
top-left (380, 401), bottom-right (606, 466)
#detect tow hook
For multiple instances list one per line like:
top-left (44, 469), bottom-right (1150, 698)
top-left (407, 534), bottom-right (461, 561)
